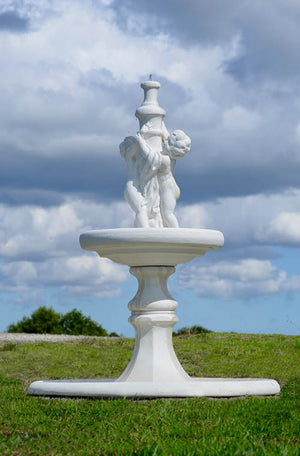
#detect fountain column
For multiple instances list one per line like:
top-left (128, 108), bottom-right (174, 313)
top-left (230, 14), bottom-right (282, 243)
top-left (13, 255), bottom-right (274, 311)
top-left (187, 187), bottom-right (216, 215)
top-left (118, 266), bottom-right (189, 382)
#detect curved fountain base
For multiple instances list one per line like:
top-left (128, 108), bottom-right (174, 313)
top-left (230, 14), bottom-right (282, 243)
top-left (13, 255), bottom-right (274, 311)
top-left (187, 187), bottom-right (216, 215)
top-left (27, 229), bottom-right (280, 399)
top-left (28, 377), bottom-right (280, 398)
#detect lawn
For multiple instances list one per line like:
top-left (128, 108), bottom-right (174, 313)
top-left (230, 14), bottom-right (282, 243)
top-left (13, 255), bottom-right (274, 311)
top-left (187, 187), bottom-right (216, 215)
top-left (0, 333), bottom-right (300, 455)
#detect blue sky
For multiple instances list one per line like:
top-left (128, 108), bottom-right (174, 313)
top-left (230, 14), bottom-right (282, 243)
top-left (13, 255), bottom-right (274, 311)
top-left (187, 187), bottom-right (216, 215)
top-left (0, 0), bottom-right (300, 336)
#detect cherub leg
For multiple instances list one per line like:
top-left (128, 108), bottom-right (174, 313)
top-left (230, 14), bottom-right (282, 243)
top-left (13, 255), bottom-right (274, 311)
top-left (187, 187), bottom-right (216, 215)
top-left (160, 193), bottom-right (179, 228)
top-left (161, 208), bottom-right (179, 228)
top-left (134, 204), bottom-right (149, 227)
top-left (159, 177), bottom-right (180, 228)
top-left (125, 182), bottom-right (149, 228)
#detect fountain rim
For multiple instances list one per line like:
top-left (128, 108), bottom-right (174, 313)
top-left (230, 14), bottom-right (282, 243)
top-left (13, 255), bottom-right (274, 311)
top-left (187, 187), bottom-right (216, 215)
top-left (80, 227), bottom-right (223, 246)
top-left (79, 228), bottom-right (224, 267)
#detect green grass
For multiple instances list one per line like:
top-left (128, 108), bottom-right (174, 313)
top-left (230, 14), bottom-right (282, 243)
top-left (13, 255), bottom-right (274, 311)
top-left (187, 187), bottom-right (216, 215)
top-left (0, 333), bottom-right (300, 455)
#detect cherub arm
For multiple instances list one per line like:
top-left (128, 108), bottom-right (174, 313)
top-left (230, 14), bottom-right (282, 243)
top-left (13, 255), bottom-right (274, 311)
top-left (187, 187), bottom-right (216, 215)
top-left (135, 132), bottom-right (153, 158)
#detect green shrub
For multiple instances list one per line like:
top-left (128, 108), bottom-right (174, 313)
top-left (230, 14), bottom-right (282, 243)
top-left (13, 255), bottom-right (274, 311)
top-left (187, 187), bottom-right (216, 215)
top-left (7, 306), bottom-right (62, 334)
top-left (7, 306), bottom-right (116, 336)
top-left (60, 309), bottom-right (108, 336)
top-left (174, 324), bottom-right (212, 336)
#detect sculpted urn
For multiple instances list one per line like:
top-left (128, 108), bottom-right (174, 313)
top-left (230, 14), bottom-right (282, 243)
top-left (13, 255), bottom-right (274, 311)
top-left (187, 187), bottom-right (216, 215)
top-left (28, 79), bottom-right (280, 398)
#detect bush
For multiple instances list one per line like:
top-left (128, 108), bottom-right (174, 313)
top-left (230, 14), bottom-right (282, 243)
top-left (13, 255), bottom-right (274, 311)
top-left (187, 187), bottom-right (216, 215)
top-left (173, 324), bottom-right (212, 336)
top-left (60, 309), bottom-right (108, 336)
top-left (8, 307), bottom-right (62, 334)
top-left (7, 306), bottom-right (117, 337)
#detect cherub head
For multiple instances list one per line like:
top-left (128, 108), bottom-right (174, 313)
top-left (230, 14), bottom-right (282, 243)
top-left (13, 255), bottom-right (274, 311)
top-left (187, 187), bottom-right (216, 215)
top-left (166, 129), bottom-right (191, 159)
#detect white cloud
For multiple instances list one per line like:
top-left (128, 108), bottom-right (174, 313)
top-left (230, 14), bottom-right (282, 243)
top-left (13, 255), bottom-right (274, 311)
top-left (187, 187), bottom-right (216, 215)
top-left (0, 0), bottom-right (300, 314)
top-left (0, 199), bottom-right (133, 261)
top-left (1, 0), bottom-right (299, 211)
top-left (177, 204), bottom-right (212, 229)
top-left (37, 254), bottom-right (127, 298)
top-left (294, 123), bottom-right (300, 147)
top-left (179, 189), bottom-right (300, 247)
top-left (222, 105), bottom-right (261, 134)
top-left (0, 261), bottom-right (37, 291)
top-left (283, 275), bottom-right (300, 292)
top-left (0, 188), bottom-right (299, 305)
top-left (0, 254), bottom-right (127, 298)
top-left (267, 212), bottom-right (300, 244)
top-left (0, 0), bottom-right (243, 163)
top-left (0, 198), bottom-right (131, 303)
top-left (179, 258), bottom-right (300, 300)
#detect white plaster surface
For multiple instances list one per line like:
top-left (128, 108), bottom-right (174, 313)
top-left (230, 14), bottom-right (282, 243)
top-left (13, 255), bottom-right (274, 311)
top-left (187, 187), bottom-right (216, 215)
top-left (118, 266), bottom-right (189, 383)
top-left (120, 80), bottom-right (191, 228)
top-left (79, 228), bottom-right (224, 266)
top-left (28, 378), bottom-right (280, 398)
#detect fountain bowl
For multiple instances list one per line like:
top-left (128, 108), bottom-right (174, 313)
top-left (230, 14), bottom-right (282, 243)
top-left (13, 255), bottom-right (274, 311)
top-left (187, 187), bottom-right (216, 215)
top-left (79, 228), bottom-right (224, 266)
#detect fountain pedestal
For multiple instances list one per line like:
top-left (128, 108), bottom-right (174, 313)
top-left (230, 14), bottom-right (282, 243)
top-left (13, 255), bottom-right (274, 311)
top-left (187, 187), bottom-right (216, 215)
top-left (119, 266), bottom-right (189, 383)
top-left (27, 228), bottom-right (280, 398)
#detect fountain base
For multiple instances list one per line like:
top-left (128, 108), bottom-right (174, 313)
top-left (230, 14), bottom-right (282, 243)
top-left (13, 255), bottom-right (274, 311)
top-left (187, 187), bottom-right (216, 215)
top-left (27, 377), bottom-right (280, 398)
top-left (27, 229), bottom-right (280, 398)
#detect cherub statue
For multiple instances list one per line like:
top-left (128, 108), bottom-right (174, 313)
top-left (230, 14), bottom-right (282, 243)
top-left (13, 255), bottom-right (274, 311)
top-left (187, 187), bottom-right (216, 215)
top-left (120, 133), bottom-right (162, 227)
top-left (120, 129), bottom-right (190, 228)
top-left (120, 79), bottom-right (191, 228)
top-left (159, 129), bottom-right (191, 227)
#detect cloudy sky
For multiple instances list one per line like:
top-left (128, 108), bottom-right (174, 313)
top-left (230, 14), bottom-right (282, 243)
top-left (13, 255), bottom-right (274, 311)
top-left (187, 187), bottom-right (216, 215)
top-left (1, 0), bottom-right (300, 336)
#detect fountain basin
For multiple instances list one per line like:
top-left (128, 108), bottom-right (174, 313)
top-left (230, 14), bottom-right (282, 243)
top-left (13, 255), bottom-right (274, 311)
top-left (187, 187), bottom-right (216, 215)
top-left (28, 377), bottom-right (280, 398)
top-left (79, 228), bottom-right (224, 266)
top-left (27, 226), bottom-right (280, 398)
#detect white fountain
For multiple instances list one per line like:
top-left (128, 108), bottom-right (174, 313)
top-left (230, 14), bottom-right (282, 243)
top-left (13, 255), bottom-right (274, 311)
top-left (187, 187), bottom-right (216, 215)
top-left (28, 79), bottom-right (280, 398)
